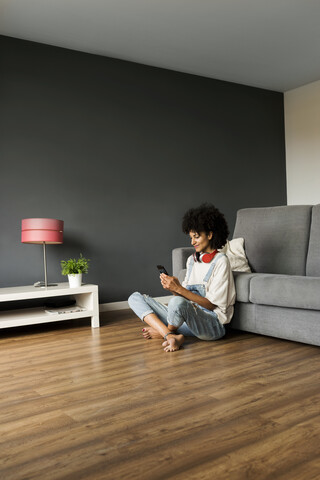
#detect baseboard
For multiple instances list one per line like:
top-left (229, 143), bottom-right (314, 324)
top-left (99, 295), bottom-right (173, 312)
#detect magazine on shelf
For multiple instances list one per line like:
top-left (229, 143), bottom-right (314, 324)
top-left (45, 305), bottom-right (86, 315)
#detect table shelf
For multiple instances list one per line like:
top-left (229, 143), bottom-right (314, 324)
top-left (0, 283), bottom-right (99, 329)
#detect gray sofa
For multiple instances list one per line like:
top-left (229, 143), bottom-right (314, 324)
top-left (172, 205), bottom-right (320, 347)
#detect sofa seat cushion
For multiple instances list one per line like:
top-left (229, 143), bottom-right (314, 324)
top-left (233, 272), bottom-right (261, 303)
top-left (250, 275), bottom-right (320, 310)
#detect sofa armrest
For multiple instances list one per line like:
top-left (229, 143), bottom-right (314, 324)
top-left (172, 247), bottom-right (194, 276)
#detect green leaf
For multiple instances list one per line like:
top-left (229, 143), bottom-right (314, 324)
top-left (60, 254), bottom-right (90, 275)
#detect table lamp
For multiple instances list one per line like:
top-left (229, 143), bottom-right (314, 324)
top-left (21, 218), bottom-right (64, 288)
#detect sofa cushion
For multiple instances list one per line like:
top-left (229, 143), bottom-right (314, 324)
top-left (233, 272), bottom-right (260, 303)
top-left (306, 204), bottom-right (320, 276)
top-left (219, 238), bottom-right (251, 272)
top-left (249, 274), bottom-right (320, 310)
top-left (233, 205), bottom-right (312, 275)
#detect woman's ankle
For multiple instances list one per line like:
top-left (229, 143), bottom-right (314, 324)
top-left (163, 334), bottom-right (184, 352)
top-left (167, 324), bottom-right (177, 332)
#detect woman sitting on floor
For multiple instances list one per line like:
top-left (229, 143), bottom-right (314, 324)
top-left (128, 203), bottom-right (236, 352)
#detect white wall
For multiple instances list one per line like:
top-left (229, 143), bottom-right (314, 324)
top-left (285, 80), bottom-right (320, 205)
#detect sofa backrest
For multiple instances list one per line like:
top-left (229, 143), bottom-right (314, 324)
top-left (233, 205), bottom-right (312, 275)
top-left (306, 204), bottom-right (320, 276)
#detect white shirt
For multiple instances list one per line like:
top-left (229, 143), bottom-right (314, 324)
top-left (182, 254), bottom-right (236, 325)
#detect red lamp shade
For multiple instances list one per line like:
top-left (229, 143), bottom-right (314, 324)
top-left (21, 218), bottom-right (64, 244)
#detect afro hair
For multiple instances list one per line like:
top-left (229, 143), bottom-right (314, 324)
top-left (182, 203), bottom-right (229, 250)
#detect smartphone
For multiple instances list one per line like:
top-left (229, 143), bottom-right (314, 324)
top-left (157, 265), bottom-right (169, 275)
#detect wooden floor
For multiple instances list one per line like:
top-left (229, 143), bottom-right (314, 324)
top-left (0, 310), bottom-right (320, 480)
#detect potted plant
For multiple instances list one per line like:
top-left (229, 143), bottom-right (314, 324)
top-left (61, 254), bottom-right (90, 288)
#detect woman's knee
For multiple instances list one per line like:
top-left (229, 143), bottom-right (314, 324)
top-left (168, 296), bottom-right (189, 312)
top-left (128, 291), bottom-right (143, 308)
top-left (167, 296), bottom-right (190, 328)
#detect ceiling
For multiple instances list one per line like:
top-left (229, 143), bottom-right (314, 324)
top-left (1, 0), bottom-right (320, 92)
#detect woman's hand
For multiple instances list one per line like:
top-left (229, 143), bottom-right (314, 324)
top-left (160, 274), bottom-right (182, 294)
top-left (160, 274), bottom-right (215, 310)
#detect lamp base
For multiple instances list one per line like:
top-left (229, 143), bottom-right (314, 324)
top-left (33, 281), bottom-right (58, 288)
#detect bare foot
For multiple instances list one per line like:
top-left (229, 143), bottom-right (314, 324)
top-left (162, 334), bottom-right (184, 352)
top-left (142, 327), bottom-right (162, 339)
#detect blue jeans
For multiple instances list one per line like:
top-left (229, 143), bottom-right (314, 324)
top-left (128, 292), bottom-right (225, 341)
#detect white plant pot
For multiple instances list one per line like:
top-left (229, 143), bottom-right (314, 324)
top-left (68, 273), bottom-right (82, 288)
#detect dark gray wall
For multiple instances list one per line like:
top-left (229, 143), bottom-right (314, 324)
top-left (0, 35), bottom-right (287, 302)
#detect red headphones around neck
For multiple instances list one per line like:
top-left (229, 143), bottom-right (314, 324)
top-left (193, 249), bottom-right (218, 263)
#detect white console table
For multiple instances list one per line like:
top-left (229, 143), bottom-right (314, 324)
top-left (0, 283), bottom-right (99, 329)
